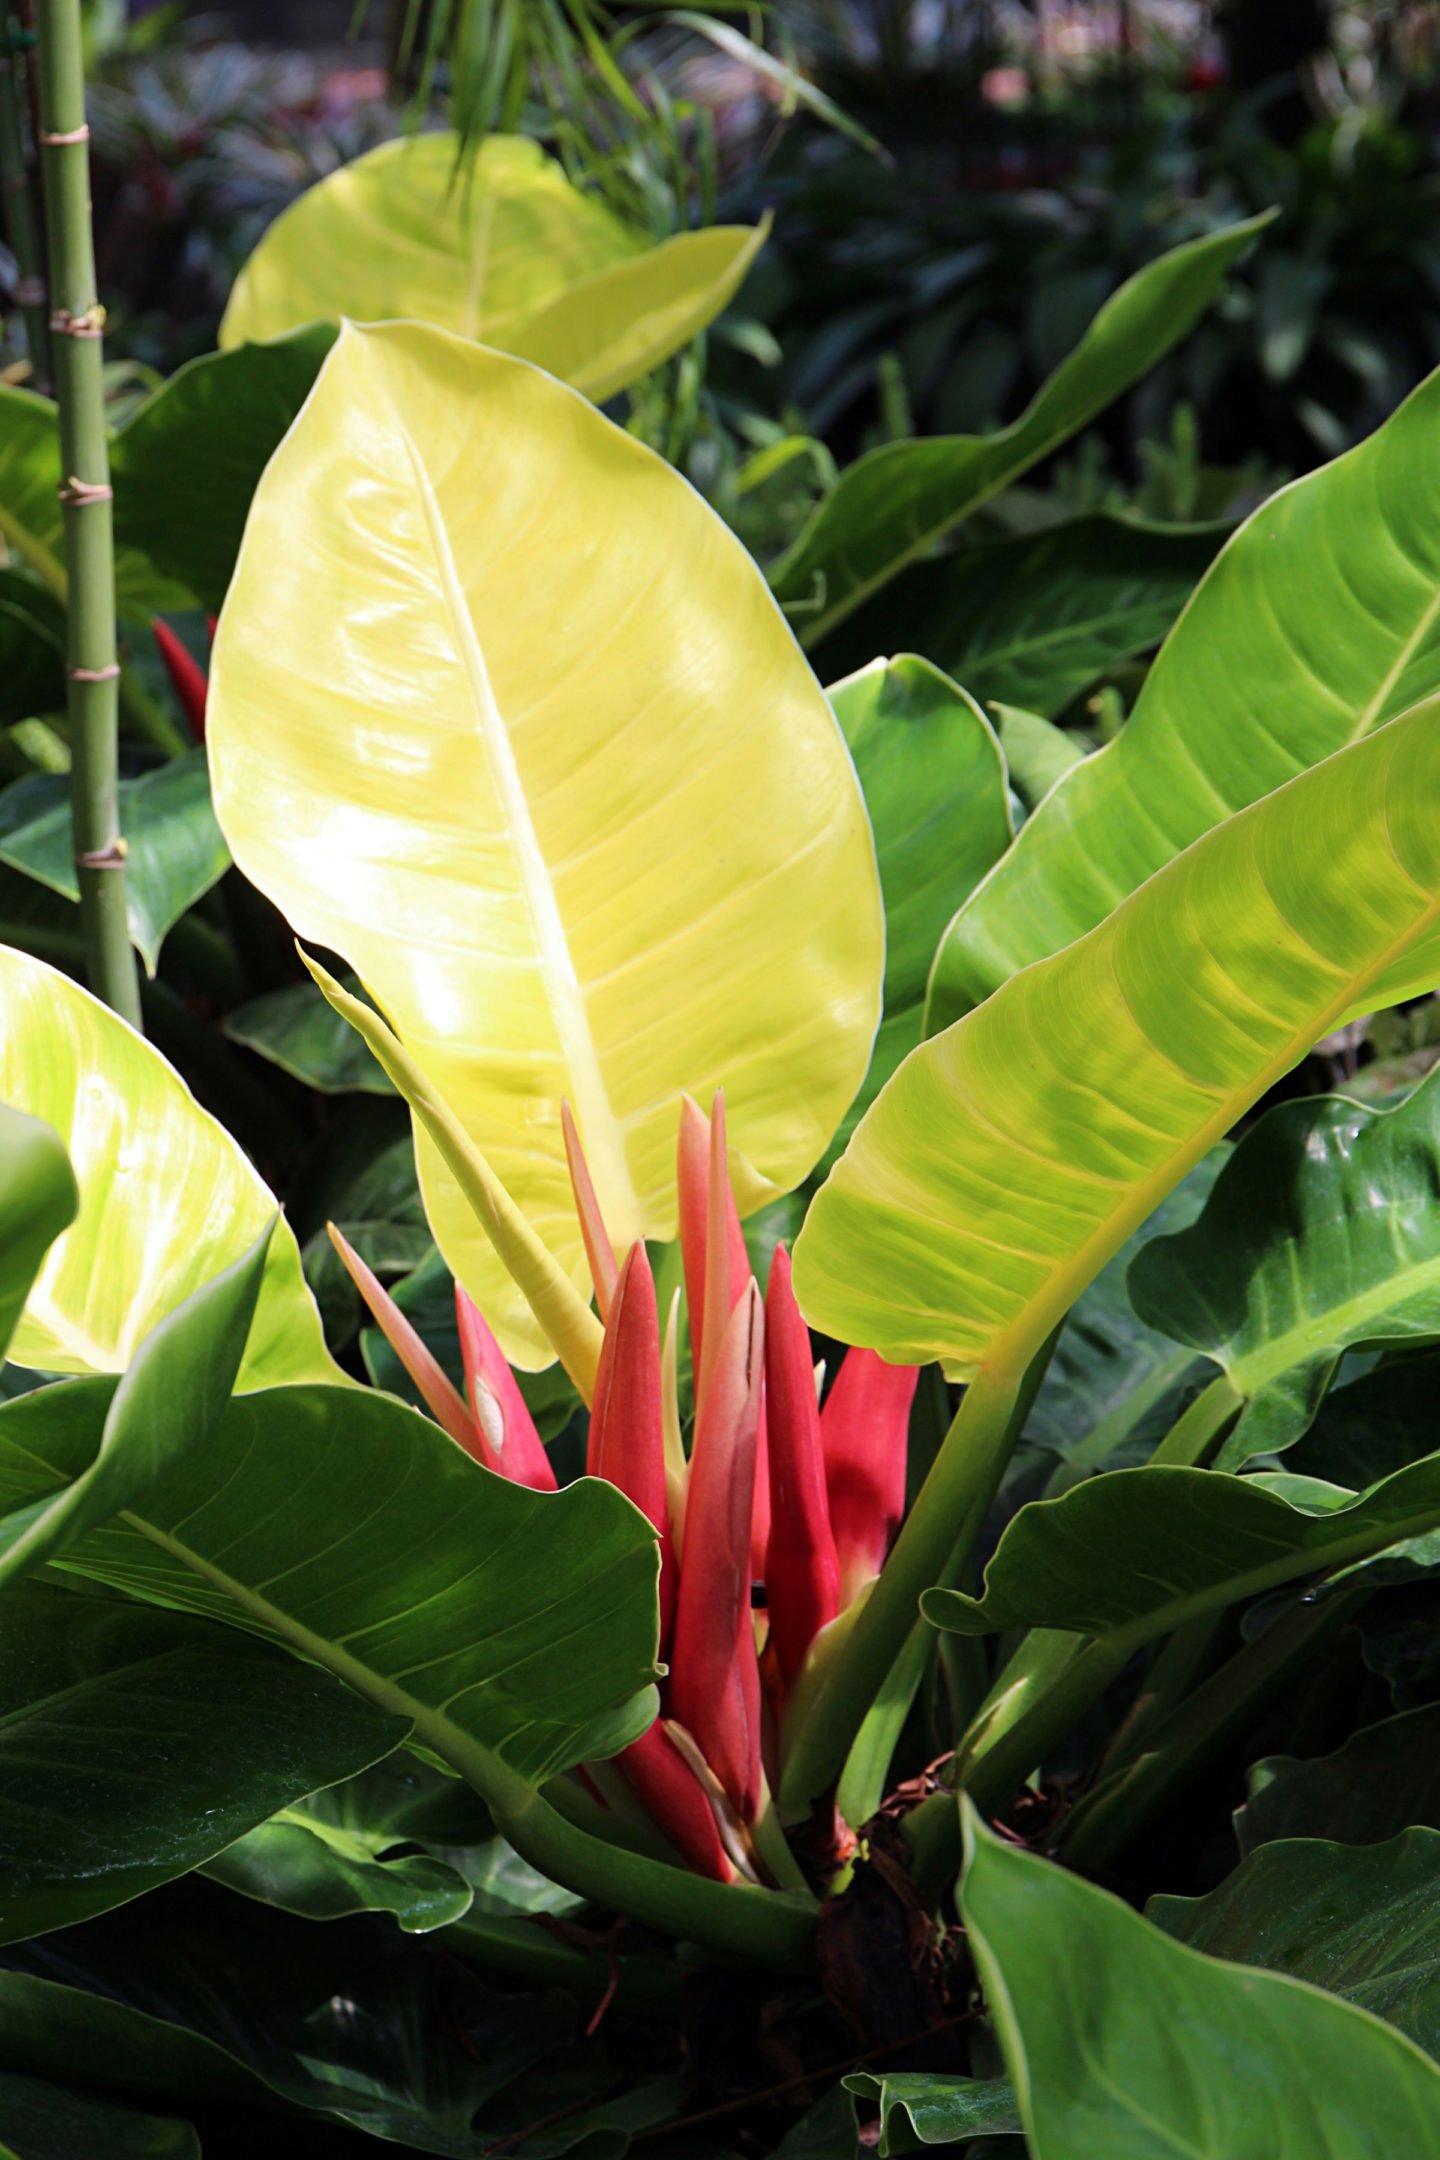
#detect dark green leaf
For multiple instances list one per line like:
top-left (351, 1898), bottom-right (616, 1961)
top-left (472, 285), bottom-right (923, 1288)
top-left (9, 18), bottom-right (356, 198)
top-left (0, 1376), bottom-right (659, 1787)
top-left (819, 516), bottom-right (1223, 715)
top-left (1288, 1353), bottom-right (1440, 1490)
top-left (0, 755), bottom-right (229, 975)
top-left (824, 657), bottom-right (1010, 1165)
top-left (769, 218), bottom-right (1269, 647)
top-left (1130, 1073), bottom-right (1440, 1467)
top-left (0, 573), bottom-right (65, 727)
top-left (0, 1106), bottom-right (76, 1364)
top-left (924, 1453), bottom-right (1440, 1652)
top-left (1150, 1829), bottom-right (1440, 2058)
top-left (111, 329), bottom-right (335, 615)
top-left (960, 1807), bottom-right (1440, 2155)
top-left (1238, 1705), bottom-right (1440, 1853)
top-left (771, 2084), bottom-right (862, 2156)
top-left (843, 2071), bottom-right (1021, 2151)
top-left (0, 1580), bottom-right (407, 1943)
top-left (225, 972), bottom-right (395, 1094)
top-left (203, 1807), bottom-right (473, 1933)
top-left (0, 2070), bottom-right (198, 2160)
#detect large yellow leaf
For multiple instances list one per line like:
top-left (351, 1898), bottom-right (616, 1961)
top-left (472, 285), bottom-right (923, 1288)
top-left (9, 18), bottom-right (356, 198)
top-left (0, 947), bottom-right (342, 1389)
top-left (208, 322), bottom-right (882, 1366)
top-left (219, 132), bottom-right (767, 403)
top-left (793, 708), bottom-right (1440, 1380)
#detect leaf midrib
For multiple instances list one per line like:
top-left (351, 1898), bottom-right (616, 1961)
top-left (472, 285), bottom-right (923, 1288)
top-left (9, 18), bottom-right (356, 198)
top-left (1229, 1247), bottom-right (1440, 1396)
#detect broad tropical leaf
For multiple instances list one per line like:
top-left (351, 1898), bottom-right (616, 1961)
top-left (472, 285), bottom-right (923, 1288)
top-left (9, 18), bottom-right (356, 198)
top-left (1129, 1070), bottom-right (1440, 1466)
top-left (0, 1377), bottom-right (660, 1788)
top-left (1237, 1705), bottom-right (1440, 1853)
top-left (202, 1807), bottom-right (472, 1934)
top-left (923, 1453), bottom-right (1440, 1652)
top-left (1150, 1829), bottom-right (1440, 2059)
top-left (0, 756), bottom-right (229, 975)
top-left (794, 709), bottom-right (1440, 1377)
top-left (0, 1581), bottom-right (407, 1943)
top-left (220, 133), bottom-right (766, 404)
top-left (225, 974), bottom-right (394, 1095)
top-left (932, 366), bottom-right (1440, 1023)
top-left (960, 1809), bottom-right (1440, 2156)
top-left (0, 1105), bottom-right (75, 1361)
top-left (819, 514), bottom-right (1224, 712)
top-left (769, 217), bottom-right (1269, 647)
top-left (111, 327), bottom-right (335, 615)
top-left (209, 322), bottom-right (882, 1364)
top-left (841, 2072), bottom-right (1022, 2151)
top-left (0, 387), bottom-right (183, 617)
top-left (0, 570), bottom-right (65, 725)
top-left (824, 657), bottom-right (1009, 1163)
top-left (0, 2072), bottom-right (198, 2160)
top-left (0, 947), bottom-right (339, 1387)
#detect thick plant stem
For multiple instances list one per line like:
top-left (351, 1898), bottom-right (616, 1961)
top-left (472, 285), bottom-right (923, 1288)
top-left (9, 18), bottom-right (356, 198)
top-left (0, 21), bottom-right (48, 384)
top-left (1149, 1372), bottom-right (1244, 1467)
top-left (34, 0), bottom-right (141, 1028)
top-left (779, 1362), bottom-right (1030, 1812)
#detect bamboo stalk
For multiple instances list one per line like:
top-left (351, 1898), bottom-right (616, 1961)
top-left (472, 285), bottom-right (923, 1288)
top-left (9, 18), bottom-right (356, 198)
top-left (33, 0), bottom-right (140, 1027)
top-left (0, 17), bottom-right (48, 385)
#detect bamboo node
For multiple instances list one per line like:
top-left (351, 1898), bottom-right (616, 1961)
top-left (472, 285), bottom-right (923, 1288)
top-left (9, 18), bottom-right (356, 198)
top-left (40, 123), bottom-right (89, 145)
top-left (57, 474), bottom-right (112, 506)
top-left (68, 663), bottom-right (121, 683)
top-left (49, 301), bottom-right (104, 338)
top-left (76, 839), bottom-right (128, 870)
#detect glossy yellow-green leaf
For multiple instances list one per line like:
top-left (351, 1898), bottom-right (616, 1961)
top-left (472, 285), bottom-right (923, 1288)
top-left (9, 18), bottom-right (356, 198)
top-left (0, 947), bottom-right (342, 1388)
top-left (209, 322), bottom-right (882, 1366)
top-left (793, 707), bottom-right (1440, 1378)
top-left (219, 132), bottom-right (767, 402)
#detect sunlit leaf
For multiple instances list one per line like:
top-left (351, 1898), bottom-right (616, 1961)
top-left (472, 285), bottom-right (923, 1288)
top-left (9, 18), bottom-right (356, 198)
top-left (769, 217), bottom-right (1269, 648)
top-left (933, 365), bottom-right (1440, 1023)
top-left (0, 947), bottom-right (340, 1387)
top-left (209, 322), bottom-right (882, 1364)
top-left (1129, 1069), bottom-right (1440, 1466)
top-left (220, 133), bottom-right (766, 404)
top-left (794, 709), bottom-right (1440, 1378)
top-left (960, 1808), bottom-right (1440, 2156)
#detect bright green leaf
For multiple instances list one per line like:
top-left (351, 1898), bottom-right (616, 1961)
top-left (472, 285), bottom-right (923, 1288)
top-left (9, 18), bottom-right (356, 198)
top-left (0, 755), bottom-right (229, 975)
top-left (961, 1806), bottom-right (1440, 2156)
top-left (0, 1580), bottom-right (407, 1943)
top-left (842, 2071), bottom-right (1022, 2151)
top-left (208, 321), bottom-right (882, 1366)
top-left (932, 365), bottom-right (1440, 1024)
top-left (202, 1809), bottom-right (473, 1934)
top-left (1129, 1070), bottom-right (1440, 1467)
top-left (1150, 1829), bottom-right (1440, 2059)
top-left (0, 1105), bottom-right (75, 1363)
top-left (0, 386), bottom-right (185, 616)
top-left (220, 133), bottom-right (766, 405)
top-left (923, 1453), bottom-right (1440, 1653)
top-left (769, 217), bottom-right (1270, 648)
top-left (992, 703), bottom-right (1085, 813)
top-left (0, 946), bottom-right (341, 1388)
top-left (823, 656), bottom-right (1010, 1165)
top-left (794, 707), bottom-right (1440, 1378)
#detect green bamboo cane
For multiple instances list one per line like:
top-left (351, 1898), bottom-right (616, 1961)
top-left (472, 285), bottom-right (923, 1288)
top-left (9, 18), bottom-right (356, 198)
top-left (33, 0), bottom-right (141, 1028)
top-left (0, 18), bottom-right (49, 386)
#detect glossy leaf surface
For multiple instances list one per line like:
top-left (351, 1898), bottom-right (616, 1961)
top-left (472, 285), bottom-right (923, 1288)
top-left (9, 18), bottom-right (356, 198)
top-left (0, 1376), bottom-right (660, 1787)
top-left (0, 949), bottom-right (338, 1387)
top-left (1150, 1829), bottom-right (1440, 2058)
top-left (795, 709), bottom-right (1440, 1376)
top-left (961, 1810), bottom-right (1440, 2155)
top-left (0, 1581), bottom-right (406, 1943)
top-left (220, 133), bottom-right (764, 402)
top-left (1238, 1705), bottom-right (1440, 1853)
top-left (842, 2071), bottom-right (1022, 2151)
top-left (203, 1808), bottom-right (472, 1934)
top-left (824, 656), bottom-right (1009, 1161)
top-left (819, 514), bottom-right (1223, 713)
top-left (933, 366), bottom-right (1440, 1022)
top-left (0, 1106), bottom-right (76, 1363)
top-left (210, 322), bottom-right (881, 1363)
top-left (769, 217), bottom-right (1268, 646)
top-left (924, 1454), bottom-right (1440, 1651)
top-left (0, 756), bottom-right (229, 974)
top-left (0, 387), bottom-right (181, 616)
top-left (1129, 1071), bottom-right (1440, 1466)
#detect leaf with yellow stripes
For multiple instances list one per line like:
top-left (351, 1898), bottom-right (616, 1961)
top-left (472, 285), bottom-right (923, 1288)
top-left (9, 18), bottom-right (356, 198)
top-left (220, 133), bottom-right (767, 403)
top-left (208, 322), bottom-right (882, 1366)
top-left (793, 707), bottom-right (1440, 1379)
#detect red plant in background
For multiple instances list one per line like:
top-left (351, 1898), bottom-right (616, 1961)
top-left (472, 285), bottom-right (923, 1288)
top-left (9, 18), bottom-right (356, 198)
top-left (151, 617), bottom-right (213, 742)
top-left (330, 1092), bottom-right (918, 1885)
